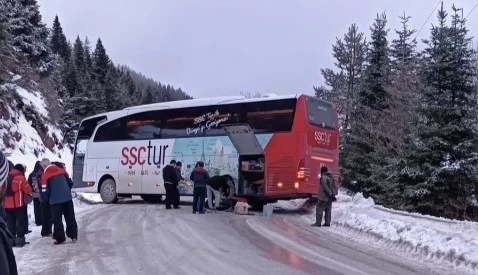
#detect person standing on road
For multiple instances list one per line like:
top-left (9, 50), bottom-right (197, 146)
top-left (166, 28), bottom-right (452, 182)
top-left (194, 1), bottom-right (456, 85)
top-left (312, 166), bottom-right (336, 227)
top-left (27, 161), bottom-right (42, 226)
top-left (190, 161), bottom-right (210, 214)
top-left (41, 162), bottom-right (78, 245)
top-left (0, 151), bottom-right (18, 275)
top-left (162, 160), bottom-right (180, 209)
top-left (38, 158), bottom-right (52, 237)
top-left (3, 164), bottom-right (32, 247)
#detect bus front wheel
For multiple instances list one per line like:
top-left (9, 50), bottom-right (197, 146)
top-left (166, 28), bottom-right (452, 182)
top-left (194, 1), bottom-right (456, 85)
top-left (100, 178), bottom-right (118, 204)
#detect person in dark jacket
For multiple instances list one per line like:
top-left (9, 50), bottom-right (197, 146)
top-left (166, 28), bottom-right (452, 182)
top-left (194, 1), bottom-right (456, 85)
top-left (3, 164), bottom-right (33, 247)
top-left (27, 161), bottom-right (42, 226)
top-left (0, 151), bottom-right (18, 275)
top-left (41, 163), bottom-right (77, 245)
top-left (38, 158), bottom-right (52, 237)
top-left (312, 166), bottom-right (337, 227)
top-left (190, 161), bottom-right (210, 214)
top-left (162, 160), bottom-right (179, 209)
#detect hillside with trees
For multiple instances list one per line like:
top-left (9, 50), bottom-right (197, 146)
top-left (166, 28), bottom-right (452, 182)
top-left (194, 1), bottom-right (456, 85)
top-left (0, 0), bottom-right (191, 153)
top-left (316, 3), bottom-right (478, 220)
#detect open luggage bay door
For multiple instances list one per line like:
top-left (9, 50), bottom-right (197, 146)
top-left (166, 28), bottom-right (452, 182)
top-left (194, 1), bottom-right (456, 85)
top-left (222, 124), bottom-right (265, 155)
top-left (222, 123), bottom-right (266, 196)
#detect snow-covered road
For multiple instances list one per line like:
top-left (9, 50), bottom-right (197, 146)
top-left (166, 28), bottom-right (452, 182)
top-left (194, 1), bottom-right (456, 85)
top-left (13, 196), bottom-right (464, 275)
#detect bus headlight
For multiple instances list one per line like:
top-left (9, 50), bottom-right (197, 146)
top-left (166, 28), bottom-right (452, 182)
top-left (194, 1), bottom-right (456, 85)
top-left (294, 182), bottom-right (299, 189)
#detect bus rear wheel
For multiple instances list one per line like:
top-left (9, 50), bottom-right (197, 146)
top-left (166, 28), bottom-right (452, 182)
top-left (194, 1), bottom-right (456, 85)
top-left (100, 178), bottom-right (118, 204)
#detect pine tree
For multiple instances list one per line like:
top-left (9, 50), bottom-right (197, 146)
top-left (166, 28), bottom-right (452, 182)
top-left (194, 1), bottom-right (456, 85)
top-left (83, 37), bottom-right (92, 70)
top-left (72, 36), bottom-right (85, 74)
top-left (371, 13), bottom-right (421, 207)
top-left (316, 23), bottom-right (367, 131)
top-left (6, 0), bottom-right (54, 74)
top-left (314, 23), bottom-right (368, 191)
top-left (63, 61), bottom-right (80, 98)
top-left (400, 4), bottom-right (478, 219)
top-left (49, 15), bottom-right (70, 60)
top-left (93, 38), bottom-right (110, 85)
top-left (119, 70), bottom-right (137, 107)
top-left (141, 85), bottom-right (154, 104)
top-left (344, 12), bottom-right (391, 196)
top-left (104, 67), bottom-right (121, 111)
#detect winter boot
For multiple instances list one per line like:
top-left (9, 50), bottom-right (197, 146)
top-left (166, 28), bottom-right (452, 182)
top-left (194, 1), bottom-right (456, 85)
top-left (14, 237), bottom-right (28, 247)
top-left (312, 212), bottom-right (323, 227)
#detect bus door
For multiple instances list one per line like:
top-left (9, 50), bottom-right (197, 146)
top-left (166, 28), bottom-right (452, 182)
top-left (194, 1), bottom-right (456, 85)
top-left (72, 138), bottom-right (88, 188)
top-left (72, 115), bottom-right (107, 189)
top-left (223, 124), bottom-right (265, 196)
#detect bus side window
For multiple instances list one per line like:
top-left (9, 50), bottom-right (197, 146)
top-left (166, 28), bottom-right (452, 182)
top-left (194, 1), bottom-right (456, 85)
top-left (162, 108), bottom-right (205, 138)
top-left (244, 100), bottom-right (295, 133)
top-left (126, 112), bottom-right (162, 140)
top-left (94, 119), bottom-right (127, 142)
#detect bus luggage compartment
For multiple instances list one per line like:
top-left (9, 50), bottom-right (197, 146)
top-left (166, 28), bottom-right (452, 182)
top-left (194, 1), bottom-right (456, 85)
top-left (222, 123), bottom-right (265, 196)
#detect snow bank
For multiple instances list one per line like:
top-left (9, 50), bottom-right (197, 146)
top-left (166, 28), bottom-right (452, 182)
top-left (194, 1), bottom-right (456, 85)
top-left (300, 192), bottom-right (478, 270)
top-left (76, 192), bottom-right (104, 204)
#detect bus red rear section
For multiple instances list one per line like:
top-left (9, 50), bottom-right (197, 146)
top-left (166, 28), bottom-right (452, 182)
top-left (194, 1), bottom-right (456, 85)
top-left (261, 95), bottom-right (339, 198)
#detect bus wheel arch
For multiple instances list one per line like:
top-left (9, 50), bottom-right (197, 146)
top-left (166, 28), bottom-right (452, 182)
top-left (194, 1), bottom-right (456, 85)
top-left (98, 175), bottom-right (118, 204)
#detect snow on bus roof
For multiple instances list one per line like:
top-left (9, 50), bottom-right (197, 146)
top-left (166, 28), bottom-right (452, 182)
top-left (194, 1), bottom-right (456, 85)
top-left (82, 93), bottom-right (303, 122)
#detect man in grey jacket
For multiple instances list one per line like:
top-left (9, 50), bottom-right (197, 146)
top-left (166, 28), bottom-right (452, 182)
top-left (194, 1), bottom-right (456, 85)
top-left (312, 166), bottom-right (336, 227)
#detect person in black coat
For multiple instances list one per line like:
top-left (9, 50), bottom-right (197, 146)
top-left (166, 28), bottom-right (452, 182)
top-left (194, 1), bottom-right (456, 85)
top-left (162, 160), bottom-right (179, 209)
top-left (0, 151), bottom-right (18, 275)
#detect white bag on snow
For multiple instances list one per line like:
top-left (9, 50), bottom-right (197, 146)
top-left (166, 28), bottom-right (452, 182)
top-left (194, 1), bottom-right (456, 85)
top-left (234, 202), bottom-right (250, 215)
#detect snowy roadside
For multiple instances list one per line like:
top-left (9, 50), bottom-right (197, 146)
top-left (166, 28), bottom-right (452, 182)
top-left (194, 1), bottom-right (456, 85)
top-left (276, 192), bottom-right (478, 272)
top-left (15, 193), bottom-right (104, 273)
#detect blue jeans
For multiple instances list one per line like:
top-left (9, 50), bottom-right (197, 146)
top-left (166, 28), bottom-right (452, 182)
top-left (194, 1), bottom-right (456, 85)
top-left (193, 187), bottom-right (206, 212)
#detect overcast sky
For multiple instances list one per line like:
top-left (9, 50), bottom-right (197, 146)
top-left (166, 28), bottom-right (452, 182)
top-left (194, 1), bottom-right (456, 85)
top-left (38, 0), bottom-right (478, 98)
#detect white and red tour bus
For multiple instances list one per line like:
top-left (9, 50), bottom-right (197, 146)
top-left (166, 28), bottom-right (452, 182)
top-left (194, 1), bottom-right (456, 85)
top-left (71, 94), bottom-right (339, 208)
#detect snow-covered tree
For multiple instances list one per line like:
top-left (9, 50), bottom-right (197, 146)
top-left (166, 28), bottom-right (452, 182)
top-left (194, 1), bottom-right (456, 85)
top-left (400, 4), bottom-right (478, 219)
top-left (344, 12), bottom-right (391, 195)
top-left (5, 0), bottom-right (54, 74)
top-left (316, 23), bottom-right (367, 131)
top-left (49, 15), bottom-right (70, 60)
top-left (371, 13), bottom-right (422, 207)
top-left (93, 38), bottom-right (110, 85)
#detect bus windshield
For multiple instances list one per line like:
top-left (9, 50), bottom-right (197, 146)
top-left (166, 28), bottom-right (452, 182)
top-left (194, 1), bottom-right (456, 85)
top-left (305, 96), bottom-right (336, 130)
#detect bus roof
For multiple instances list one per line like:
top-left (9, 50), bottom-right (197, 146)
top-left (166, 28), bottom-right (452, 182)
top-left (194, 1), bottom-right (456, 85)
top-left (81, 94), bottom-right (305, 123)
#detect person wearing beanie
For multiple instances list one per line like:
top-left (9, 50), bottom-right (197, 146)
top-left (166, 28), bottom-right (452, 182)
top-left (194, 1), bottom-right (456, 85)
top-left (0, 151), bottom-right (19, 275)
top-left (311, 166), bottom-right (337, 227)
top-left (3, 164), bottom-right (33, 246)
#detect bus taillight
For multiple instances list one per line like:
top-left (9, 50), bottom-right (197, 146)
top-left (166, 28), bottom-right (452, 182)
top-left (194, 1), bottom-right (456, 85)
top-left (84, 182), bottom-right (95, 187)
top-left (297, 158), bottom-right (305, 179)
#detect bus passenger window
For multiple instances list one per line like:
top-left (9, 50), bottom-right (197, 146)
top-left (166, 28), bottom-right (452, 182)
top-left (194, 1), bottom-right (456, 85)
top-left (94, 119), bottom-right (127, 142)
top-left (127, 119), bottom-right (161, 140)
top-left (243, 99), bottom-right (295, 133)
top-left (162, 108), bottom-right (204, 138)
